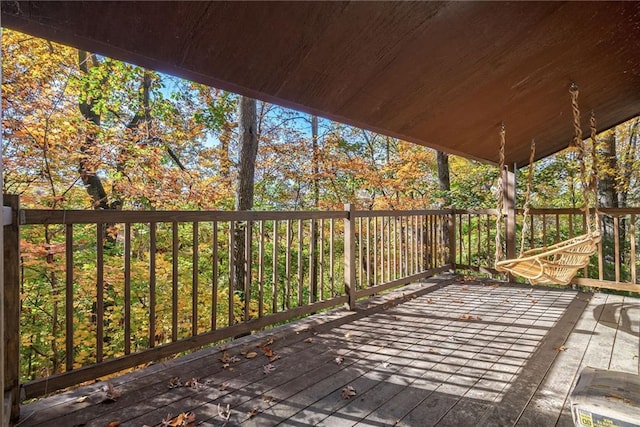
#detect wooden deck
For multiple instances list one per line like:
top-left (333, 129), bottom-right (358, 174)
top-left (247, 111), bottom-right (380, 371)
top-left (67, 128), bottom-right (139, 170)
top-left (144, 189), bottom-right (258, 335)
top-left (16, 276), bottom-right (640, 427)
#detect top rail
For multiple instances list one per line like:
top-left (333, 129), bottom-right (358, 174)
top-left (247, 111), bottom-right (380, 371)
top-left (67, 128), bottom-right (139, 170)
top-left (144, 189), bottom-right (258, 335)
top-left (22, 209), bottom-right (348, 224)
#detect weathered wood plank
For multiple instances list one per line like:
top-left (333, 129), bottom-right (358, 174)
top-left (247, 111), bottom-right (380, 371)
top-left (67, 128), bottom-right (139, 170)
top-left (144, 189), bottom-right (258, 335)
top-left (517, 292), bottom-right (600, 426)
top-left (474, 290), bottom-right (587, 426)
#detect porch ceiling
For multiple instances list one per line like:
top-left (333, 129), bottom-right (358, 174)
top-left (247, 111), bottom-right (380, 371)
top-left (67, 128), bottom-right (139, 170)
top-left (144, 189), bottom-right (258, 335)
top-left (3, 1), bottom-right (640, 166)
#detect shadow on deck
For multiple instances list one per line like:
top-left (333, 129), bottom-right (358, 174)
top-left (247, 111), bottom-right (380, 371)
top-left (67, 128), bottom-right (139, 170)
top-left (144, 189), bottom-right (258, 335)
top-left (16, 276), bottom-right (640, 426)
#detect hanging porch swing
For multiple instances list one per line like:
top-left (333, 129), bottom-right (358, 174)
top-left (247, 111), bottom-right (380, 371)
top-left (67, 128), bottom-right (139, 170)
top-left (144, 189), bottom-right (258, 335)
top-left (494, 84), bottom-right (601, 285)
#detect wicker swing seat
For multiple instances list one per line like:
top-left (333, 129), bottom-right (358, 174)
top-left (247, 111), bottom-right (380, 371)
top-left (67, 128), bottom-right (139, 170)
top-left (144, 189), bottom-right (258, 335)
top-left (495, 232), bottom-right (600, 286)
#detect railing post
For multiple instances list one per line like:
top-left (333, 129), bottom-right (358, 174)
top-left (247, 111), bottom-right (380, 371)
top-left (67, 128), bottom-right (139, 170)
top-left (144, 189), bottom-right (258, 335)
top-left (4, 195), bottom-right (20, 423)
top-left (448, 210), bottom-right (456, 270)
top-left (504, 167), bottom-right (517, 263)
top-left (344, 204), bottom-right (357, 310)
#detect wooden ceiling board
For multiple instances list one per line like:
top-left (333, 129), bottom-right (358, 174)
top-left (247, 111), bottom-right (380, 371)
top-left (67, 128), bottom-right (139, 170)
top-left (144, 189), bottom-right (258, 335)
top-left (2, 1), bottom-right (640, 167)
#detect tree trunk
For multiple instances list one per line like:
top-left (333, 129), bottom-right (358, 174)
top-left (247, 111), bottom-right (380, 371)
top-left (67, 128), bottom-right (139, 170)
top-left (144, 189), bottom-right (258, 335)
top-left (78, 51), bottom-right (110, 210)
top-left (234, 97), bottom-right (258, 322)
top-left (436, 151), bottom-right (451, 266)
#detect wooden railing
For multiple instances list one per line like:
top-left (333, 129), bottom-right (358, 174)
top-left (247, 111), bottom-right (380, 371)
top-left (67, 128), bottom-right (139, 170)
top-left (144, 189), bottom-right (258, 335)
top-left (453, 207), bottom-right (640, 293)
top-left (8, 200), bottom-right (639, 410)
top-left (9, 204), bottom-right (451, 401)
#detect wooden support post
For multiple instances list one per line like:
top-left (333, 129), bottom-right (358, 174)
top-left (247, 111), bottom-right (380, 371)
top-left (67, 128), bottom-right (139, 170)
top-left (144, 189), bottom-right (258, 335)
top-left (4, 195), bottom-right (20, 423)
top-left (504, 166), bottom-right (517, 264)
top-left (344, 204), bottom-right (356, 310)
top-left (448, 211), bottom-right (456, 270)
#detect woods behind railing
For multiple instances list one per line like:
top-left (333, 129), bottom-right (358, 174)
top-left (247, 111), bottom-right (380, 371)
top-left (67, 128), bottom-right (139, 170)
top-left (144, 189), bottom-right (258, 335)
top-left (11, 203), bottom-right (451, 400)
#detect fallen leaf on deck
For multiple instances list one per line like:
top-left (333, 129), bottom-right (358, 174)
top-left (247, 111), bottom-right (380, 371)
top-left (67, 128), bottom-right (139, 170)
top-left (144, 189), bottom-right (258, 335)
top-left (476, 315), bottom-right (482, 320)
top-left (245, 351), bottom-right (258, 359)
top-left (304, 337), bottom-right (313, 343)
top-left (453, 299), bottom-right (464, 304)
top-left (381, 362), bottom-right (390, 368)
top-left (427, 298), bottom-right (433, 304)
top-left (220, 351), bottom-right (232, 363)
top-left (428, 348), bottom-right (439, 354)
top-left (106, 421), bottom-right (121, 427)
top-left (75, 395), bottom-right (88, 403)
top-left (269, 354), bottom-right (281, 362)
top-left (262, 395), bottom-right (274, 403)
top-left (261, 345), bottom-right (274, 357)
top-left (218, 404), bottom-right (231, 422)
top-left (218, 382), bottom-right (229, 391)
top-left (184, 378), bottom-right (201, 390)
top-left (263, 363), bottom-right (277, 374)
top-left (341, 385), bottom-right (357, 399)
top-left (461, 285), bottom-right (469, 291)
top-left (460, 314), bottom-right (472, 320)
top-left (102, 383), bottom-right (121, 402)
top-left (247, 407), bottom-right (260, 418)
top-left (240, 345), bottom-right (249, 355)
top-left (335, 356), bottom-right (344, 365)
top-left (554, 345), bottom-right (568, 352)
top-left (168, 376), bottom-right (182, 388)
top-left (344, 332), bottom-right (352, 338)
top-left (531, 300), bottom-right (537, 304)
top-left (160, 412), bottom-right (196, 427)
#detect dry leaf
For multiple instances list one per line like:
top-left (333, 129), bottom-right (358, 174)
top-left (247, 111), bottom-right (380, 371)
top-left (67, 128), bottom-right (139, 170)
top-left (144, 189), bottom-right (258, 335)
top-left (262, 395), bottom-right (274, 403)
top-left (344, 332), bottom-right (352, 338)
top-left (218, 404), bottom-right (231, 422)
top-left (220, 351), bottom-right (231, 363)
top-left (476, 315), bottom-right (482, 320)
top-left (341, 385), bottom-right (357, 399)
top-left (304, 337), bottom-right (313, 344)
top-left (554, 345), bottom-right (568, 352)
top-left (427, 298), bottom-right (433, 304)
top-left (453, 299), bottom-right (464, 304)
top-left (246, 407), bottom-right (260, 418)
top-left (103, 383), bottom-right (121, 402)
top-left (269, 354), bottom-right (281, 362)
top-left (335, 356), bottom-right (344, 366)
top-left (106, 421), bottom-right (121, 427)
top-left (261, 345), bottom-right (274, 357)
top-left (245, 351), bottom-right (258, 359)
top-left (75, 395), bottom-right (88, 403)
top-left (428, 348), bottom-right (439, 354)
top-left (184, 378), bottom-right (201, 390)
top-left (168, 376), bottom-right (182, 389)
top-left (263, 363), bottom-right (277, 374)
top-left (461, 285), bottom-right (469, 291)
top-left (218, 382), bottom-right (229, 391)
top-left (240, 345), bottom-right (249, 355)
top-left (531, 300), bottom-right (537, 304)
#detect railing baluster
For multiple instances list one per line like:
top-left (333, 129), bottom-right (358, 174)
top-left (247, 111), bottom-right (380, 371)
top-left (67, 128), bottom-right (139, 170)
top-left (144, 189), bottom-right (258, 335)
top-left (96, 224), bottom-right (104, 362)
top-left (244, 220), bottom-right (252, 321)
top-left (149, 222), bottom-right (156, 347)
top-left (631, 214), bottom-right (637, 284)
top-left (212, 221), bottom-right (218, 330)
top-left (124, 223), bottom-right (131, 354)
top-left (192, 222), bottom-right (199, 336)
top-left (272, 220), bottom-right (278, 313)
top-left (258, 220), bottom-right (265, 317)
top-left (319, 219), bottom-right (324, 300)
top-left (330, 218), bottom-right (335, 297)
top-left (228, 221), bottom-right (235, 326)
top-left (614, 216), bottom-right (620, 282)
top-left (65, 224), bottom-right (74, 371)
top-left (373, 216), bottom-right (378, 285)
top-left (393, 217), bottom-right (398, 280)
top-left (297, 219), bottom-right (304, 307)
top-left (386, 217), bottom-right (391, 281)
top-left (172, 222), bottom-right (179, 341)
top-left (358, 217), bottom-right (363, 289)
top-left (309, 219), bottom-right (317, 303)
top-left (365, 217), bottom-right (370, 287)
top-left (285, 219), bottom-right (291, 309)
